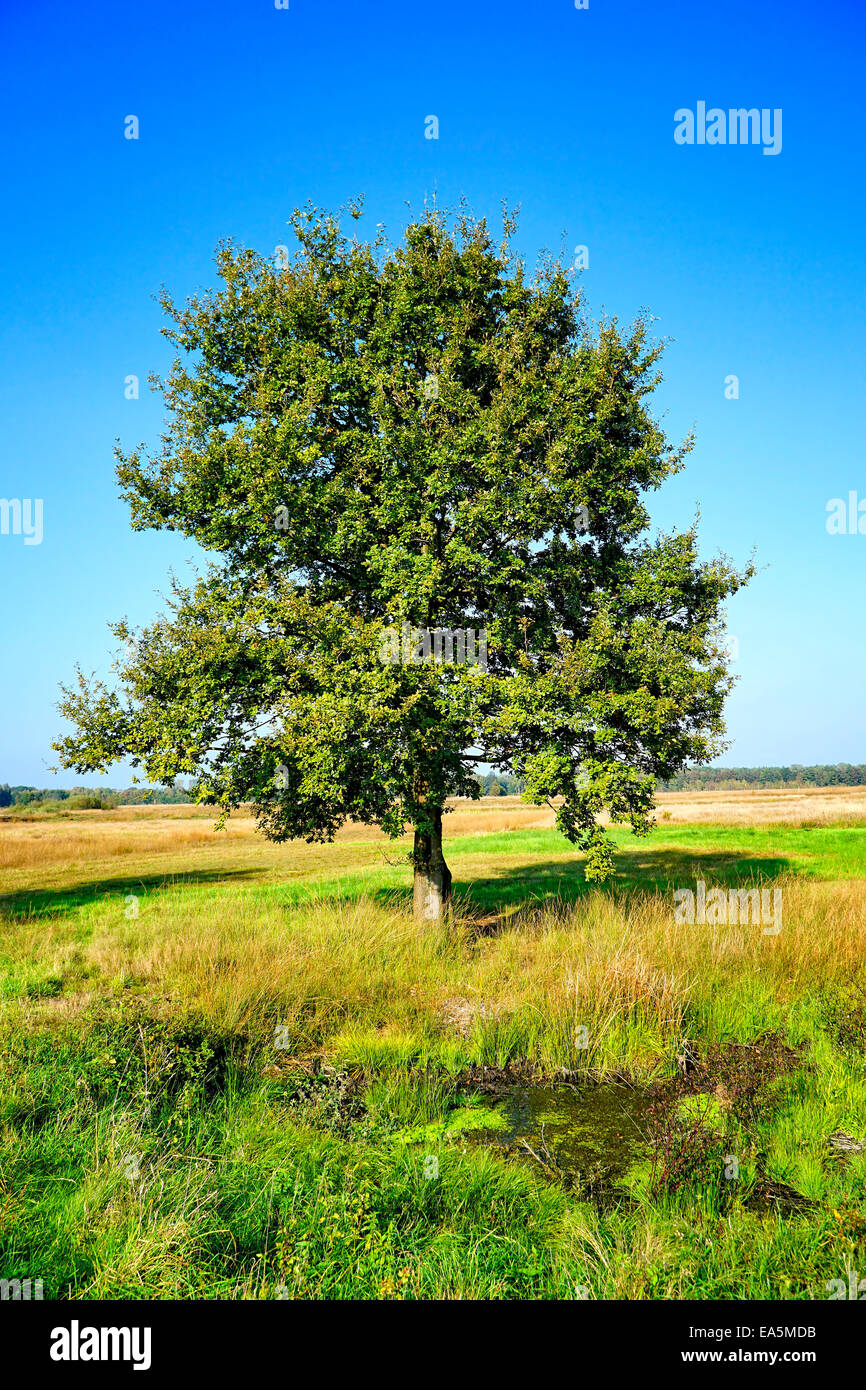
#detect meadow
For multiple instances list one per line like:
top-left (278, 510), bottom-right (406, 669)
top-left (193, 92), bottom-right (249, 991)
top-left (2, 788), bottom-right (866, 1300)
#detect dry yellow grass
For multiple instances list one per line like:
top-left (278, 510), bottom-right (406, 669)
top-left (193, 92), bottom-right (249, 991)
top-left (0, 799), bottom-right (554, 876)
top-left (0, 817), bottom-right (253, 871)
top-left (654, 785), bottom-right (866, 825)
top-left (10, 869), bottom-right (866, 1076)
top-left (3, 784), bottom-right (862, 881)
top-left (2, 784), bottom-right (865, 908)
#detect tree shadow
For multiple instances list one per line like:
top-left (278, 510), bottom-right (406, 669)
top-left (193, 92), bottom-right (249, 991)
top-left (372, 845), bottom-right (794, 931)
top-left (1, 845), bottom-right (795, 930)
top-left (0, 868), bottom-right (261, 922)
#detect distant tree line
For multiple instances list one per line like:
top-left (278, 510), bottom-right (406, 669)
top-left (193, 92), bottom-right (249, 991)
top-left (660, 765), bottom-right (866, 791)
top-left (474, 772), bottom-right (527, 797)
top-left (475, 765), bottom-right (866, 796)
top-left (0, 783), bottom-right (194, 809)
top-left (2, 766), bottom-right (863, 811)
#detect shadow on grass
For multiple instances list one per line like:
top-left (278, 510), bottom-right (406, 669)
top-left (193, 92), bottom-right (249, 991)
top-left (373, 846), bottom-right (795, 925)
top-left (0, 868), bottom-right (261, 922)
top-left (0, 845), bottom-right (795, 928)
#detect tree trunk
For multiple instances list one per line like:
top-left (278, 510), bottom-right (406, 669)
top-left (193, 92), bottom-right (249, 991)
top-left (412, 808), bottom-right (452, 924)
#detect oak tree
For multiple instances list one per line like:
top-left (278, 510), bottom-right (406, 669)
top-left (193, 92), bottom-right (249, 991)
top-left (55, 204), bottom-right (750, 922)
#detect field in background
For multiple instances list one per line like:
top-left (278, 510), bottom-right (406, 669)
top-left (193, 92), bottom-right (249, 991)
top-left (5, 785), bottom-right (866, 903)
top-left (2, 787), bottom-right (866, 1300)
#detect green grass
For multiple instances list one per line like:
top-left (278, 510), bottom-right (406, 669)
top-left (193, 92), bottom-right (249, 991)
top-left (2, 811), bottom-right (866, 1299)
top-left (4, 1011), bottom-right (864, 1301)
top-left (7, 820), bottom-right (866, 926)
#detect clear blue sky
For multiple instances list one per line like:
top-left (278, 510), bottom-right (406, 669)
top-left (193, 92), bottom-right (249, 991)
top-left (1, 0), bottom-right (864, 786)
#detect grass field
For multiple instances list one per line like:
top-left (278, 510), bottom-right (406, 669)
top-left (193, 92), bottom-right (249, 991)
top-left (2, 788), bottom-right (866, 1300)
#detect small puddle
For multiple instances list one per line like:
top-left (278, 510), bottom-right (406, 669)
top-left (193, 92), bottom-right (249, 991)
top-left (460, 1081), bottom-right (652, 1194)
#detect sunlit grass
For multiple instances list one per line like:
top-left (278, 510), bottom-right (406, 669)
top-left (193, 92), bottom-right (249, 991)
top-left (2, 792), bottom-right (866, 1299)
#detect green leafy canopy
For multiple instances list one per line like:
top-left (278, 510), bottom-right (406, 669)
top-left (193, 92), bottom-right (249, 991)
top-left (54, 201), bottom-right (752, 879)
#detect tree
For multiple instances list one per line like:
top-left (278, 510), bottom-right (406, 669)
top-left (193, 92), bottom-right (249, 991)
top-left (54, 203), bottom-right (751, 923)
